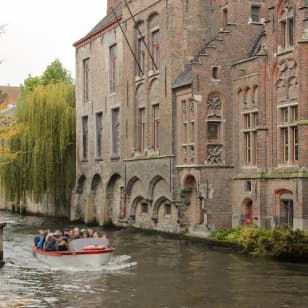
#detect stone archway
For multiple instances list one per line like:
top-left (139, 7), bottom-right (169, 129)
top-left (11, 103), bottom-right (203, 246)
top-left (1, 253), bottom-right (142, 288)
top-left (275, 190), bottom-right (294, 227)
top-left (106, 174), bottom-right (124, 225)
top-left (85, 174), bottom-right (102, 225)
top-left (71, 175), bottom-right (87, 221)
top-left (241, 198), bottom-right (253, 224)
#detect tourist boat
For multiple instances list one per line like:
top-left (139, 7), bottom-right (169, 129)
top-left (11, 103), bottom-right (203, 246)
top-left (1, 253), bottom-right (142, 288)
top-left (33, 238), bottom-right (113, 267)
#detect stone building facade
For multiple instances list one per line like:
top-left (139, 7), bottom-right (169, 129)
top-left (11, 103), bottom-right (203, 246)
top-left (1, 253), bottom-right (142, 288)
top-left (73, 0), bottom-right (308, 233)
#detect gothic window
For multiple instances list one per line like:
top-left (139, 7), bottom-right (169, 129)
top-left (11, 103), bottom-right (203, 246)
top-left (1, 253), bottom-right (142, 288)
top-left (95, 112), bottom-right (103, 158)
top-left (279, 105), bottom-right (298, 164)
top-left (109, 44), bottom-right (117, 93)
top-left (153, 104), bottom-right (160, 150)
top-left (207, 122), bottom-right (220, 141)
top-left (152, 30), bottom-right (160, 69)
top-left (141, 202), bottom-right (148, 213)
top-left (180, 98), bottom-right (195, 164)
top-left (243, 113), bottom-right (258, 165)
top-left (83, 58), bottom-right (89, 102)
top-left (138, 108), bottom-right (145, 152)
top-left (164, 203), bottom-right (171, 215)
top-left (82, 116), bottom-right (88, 160)
top-left (280, 7), bottom-right (294, 49)
top-left (138, 37), bottom-right (146, 76)
top-left (111, 108), bottom-right (120, 156)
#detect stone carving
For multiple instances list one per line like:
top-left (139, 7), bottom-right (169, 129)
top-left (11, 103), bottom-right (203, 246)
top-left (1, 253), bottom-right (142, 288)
top-left (276, 59), bottom-right (297, 101)
top-left (190, 146), bottom-right (194, 163)
top-left (207, 94), bottom-right (222, 118)
top-left (207, 144), bottom-right (223, 164)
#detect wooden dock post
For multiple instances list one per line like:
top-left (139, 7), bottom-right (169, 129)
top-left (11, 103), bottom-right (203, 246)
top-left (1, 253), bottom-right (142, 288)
top-left (0, 223), bottom-right (6, 267)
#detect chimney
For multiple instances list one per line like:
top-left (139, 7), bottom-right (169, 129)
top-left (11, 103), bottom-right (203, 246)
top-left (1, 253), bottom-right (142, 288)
top-left (107, 0), bottom-right (121, 15)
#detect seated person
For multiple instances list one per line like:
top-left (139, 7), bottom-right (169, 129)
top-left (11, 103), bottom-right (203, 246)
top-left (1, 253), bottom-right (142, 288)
top-left (45, 234), bottom-right (60, 251)
top-left (101, 233), bottom-right (111, 247)
top-left (34, 230), bottom-right (44, 247)
top-left (57, 236), bottom-right (68, 251)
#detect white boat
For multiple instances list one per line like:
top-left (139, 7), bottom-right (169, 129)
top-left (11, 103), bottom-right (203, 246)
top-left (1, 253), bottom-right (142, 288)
top-left (33, 238), bottom-right (113, 267)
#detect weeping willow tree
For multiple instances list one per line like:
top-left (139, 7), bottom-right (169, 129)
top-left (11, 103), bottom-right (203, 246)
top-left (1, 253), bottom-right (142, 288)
top-left (0, 82), bottom-right (76, 205)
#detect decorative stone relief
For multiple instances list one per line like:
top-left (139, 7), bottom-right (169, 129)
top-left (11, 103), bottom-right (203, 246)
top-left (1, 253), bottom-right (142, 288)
top-left (207, 144), bottom-right (223, 164)
top-left (276, 59), bottom-right (298, 102)
top-left (207, 94), bottom-right (222, 118)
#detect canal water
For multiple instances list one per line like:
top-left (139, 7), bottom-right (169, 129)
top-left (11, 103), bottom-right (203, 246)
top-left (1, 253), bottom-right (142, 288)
top-left (1, 212), bottom-right (308, 308)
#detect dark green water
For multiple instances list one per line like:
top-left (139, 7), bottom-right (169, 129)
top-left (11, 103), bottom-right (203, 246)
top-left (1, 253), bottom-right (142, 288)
top-left (1, 211), bottom-right (308, 308)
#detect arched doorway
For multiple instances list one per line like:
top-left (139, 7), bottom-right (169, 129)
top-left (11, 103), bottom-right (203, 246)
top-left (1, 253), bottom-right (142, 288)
top-left (181, 175), bottom-right (200, 228)
top-left (241, 198), bottom-right (253, 224)
top-left (275, 190), bottom-right (293, 227)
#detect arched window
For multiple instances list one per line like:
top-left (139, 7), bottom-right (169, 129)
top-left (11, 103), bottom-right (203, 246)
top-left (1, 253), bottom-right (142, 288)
top-left (279, 6), bottom-right (294, 49)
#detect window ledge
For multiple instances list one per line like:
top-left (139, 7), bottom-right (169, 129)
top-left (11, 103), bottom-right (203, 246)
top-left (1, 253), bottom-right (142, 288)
top-left (110, 154), bottom-right (120, 161)
top-left (276, 47), bottom-right (294, 56)
top-left (95, 158), bottom-right (104, 162)
top-left (80, 159), bottom-right (88, 163)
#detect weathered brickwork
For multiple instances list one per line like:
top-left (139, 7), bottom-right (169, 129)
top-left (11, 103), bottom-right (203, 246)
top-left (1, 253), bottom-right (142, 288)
top-left (74, 0), bottom-right (308, 234)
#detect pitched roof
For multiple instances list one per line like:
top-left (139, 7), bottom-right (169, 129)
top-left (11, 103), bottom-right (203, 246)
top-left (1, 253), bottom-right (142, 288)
top-left (0, 86), bottom-right (20, 104)
top-left (172, 64), bottom-right (192, 89)
top-left (73, 2), bottom-right (122, 48)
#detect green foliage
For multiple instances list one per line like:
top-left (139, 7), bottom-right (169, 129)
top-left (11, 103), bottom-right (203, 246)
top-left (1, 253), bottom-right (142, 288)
top-left (0, 82), bottom-right (76, 204)
top-left (210, 225), bottom-right (308, 260)
top-left (21, 59), bottom-right (72, 93)
top-left (41, 59), bottom-right (72, 86)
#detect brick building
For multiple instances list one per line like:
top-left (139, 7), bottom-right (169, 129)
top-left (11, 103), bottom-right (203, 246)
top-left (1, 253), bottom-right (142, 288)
top-left (73, 0), bottom-right (308, 233)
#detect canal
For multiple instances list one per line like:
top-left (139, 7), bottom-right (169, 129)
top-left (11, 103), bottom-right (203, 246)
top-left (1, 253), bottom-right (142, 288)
top-left (1, 212), bottom-right (308, 308)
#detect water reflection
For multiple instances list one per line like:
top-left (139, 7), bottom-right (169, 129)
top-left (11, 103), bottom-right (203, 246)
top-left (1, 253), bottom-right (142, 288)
top-left (1, 212), bottom-right (308, 307)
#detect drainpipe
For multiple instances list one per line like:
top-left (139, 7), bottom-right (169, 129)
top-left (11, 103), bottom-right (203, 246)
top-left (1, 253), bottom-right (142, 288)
top-left (0, 223), bottom-right (6, 267)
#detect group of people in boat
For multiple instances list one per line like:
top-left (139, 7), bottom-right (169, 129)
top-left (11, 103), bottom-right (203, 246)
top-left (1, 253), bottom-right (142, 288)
top-left (33, 227), bottom-right (110, 252)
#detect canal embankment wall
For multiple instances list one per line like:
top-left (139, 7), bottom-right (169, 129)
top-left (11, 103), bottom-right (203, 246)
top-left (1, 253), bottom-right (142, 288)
top-left (0, 222), bottom-right (6, 266)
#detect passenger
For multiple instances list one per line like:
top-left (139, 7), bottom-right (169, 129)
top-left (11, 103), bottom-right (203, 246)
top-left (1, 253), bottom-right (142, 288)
top-left (72, 227), bottom-right (80, 240)
top-left (101, 233), bottom-right (111, 247)
top-left (93, 232), bottom-right (99, 238)
top-left (37, 231), bottom-right (48, 249)
top-left (81, 229), bottom-right (89, 238)
top-left (45, 234), bottom-right (60, 251)
top-left (87, 228), bottom-right (94, 238)
top-left (34, 230), bottom-right (44, 247)
top-left (57, 236), bottom-right (68, 251)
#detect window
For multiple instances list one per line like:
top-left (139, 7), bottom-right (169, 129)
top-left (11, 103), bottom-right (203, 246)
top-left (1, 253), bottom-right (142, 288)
top-left (153, 104), bottom-right (160, 150)
top-left (245, 180), bottom-right (252, 192)
top-left (109, 44), bottom-right (117, 92)
top-left (279, 105), bottom-right (298, 163)
top-left (243, 113), bottom-right (258, 165)
top-left (280, 8), bottom-right (294, 48)
top-left (111, 108), bottom-right (120, 156)
top-left (190, 122), bottom-right (195, 143)
top-left (141, 202), bottom-right (148, 213)
top-left (251, 6), bottom-right (260, 22)
top-left (138, 108), bottom-right (145, 152)
top-left (212, 67), bottom-right (219, 80)
top-left (152, 30), bottom-right (160, 69)
top-left (83, 58), bottom-right (89, 101)
top-left (293, 127), bottom-right (299, 161)
top-left (138, 37), bottom-right (145, 75)
top-left (82, 116), bottom-right (88, 160)
top-left (95, 112), bottom-right (103, 158)
top-left (207, 122), bottom-right (220, 141)
top-left (223, 8), bottom-right (228, 28)
top-left (164, 203), bottom-right (171, 215)
top-left (282, 128), bottom-right (289, 162)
